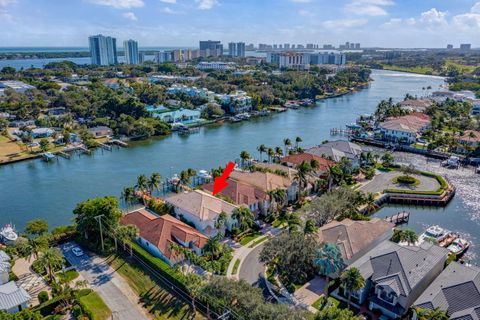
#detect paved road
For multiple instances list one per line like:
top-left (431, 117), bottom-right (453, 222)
top-left (60, 242), bottom-right (148, 320)
top-left (360, 172), bottom-right (440, 193)
top-left (238, 243), bottom-right (266, 286)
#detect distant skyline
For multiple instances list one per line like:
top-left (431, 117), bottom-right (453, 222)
top-left (1, 0), bottom-right (480, 48)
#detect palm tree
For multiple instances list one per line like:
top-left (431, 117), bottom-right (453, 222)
top-left (313, 242), bottom-right (345, 298)
top-left (414, 307), bottom-right (448, 320)
top-left (203, 235), bottom-right (223, 260)
top-left (283, 138), bottom-right (292, 155)
top-left (268, 188), bottom-right (287, 215)
top-left (402, 229), bottom-right (418, 245)
top-left (240, 150), bottom-right (251, 167)
top-left (232, 207), bottom-right (255, 232)
top-left (267, 148), bottom-right (275, 163)
top-left (295, 161), bottom-right (312, 192)
top-left (121, 186), bottom-right (136, 211)
top-left (304, 219), bottom-right (317, 235)
top-left (37, 248), bottom-right (65, 282)
top-left (214, 212), bottom-right (228, 234)
top-left (295, 136), bottom-right (302, 149)
top-left (185, 273), bottom-right (204, 317)
top-left (341, 267), bottom-right (365, 310)
top-left (286, 213), bottom-right (302, 233)
top-left (275, 146), bottom-right (283, 158)
top-left (148, 172), bottom-right (162, 195)
top-left (135, 174), bottom-right (149, 195)
top-left (365, 193), bottom-right (379, 213)
top-left (257, 144), bottom-right (267, 162)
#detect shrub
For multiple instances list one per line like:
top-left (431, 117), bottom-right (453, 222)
top-left (72, 304), bottom-right (83, 318)
top-left (395, 175), bottom-right (418, 185)
top-left (38, 291), bottom-right (49, 304)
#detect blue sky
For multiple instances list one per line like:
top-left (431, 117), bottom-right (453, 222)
top-left (0, 0), bottom-right (479, 48)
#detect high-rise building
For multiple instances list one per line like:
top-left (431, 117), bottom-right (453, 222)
top-left (139, 52), bottom-right (145, 64)
top-left (199, 40), bottom-right (223, 56)
top-left (228, 42), bottom-right (236, 56)
top-left (355, 43), bottom-right (361, 49)
top-left (123, 39), bottom-right (139, 65)
top-left (228, 42), bottom-right (246, 57)
top-left (460, 44), bottom-right (471, 50)
top-left (284, 43), bottom-right (290, 49)
top-left (89, 34), bottom-right (118, 65)
top-left (447, 44), bottom-right (453, 49)
top-left (236, 42), bottom-right (245, 57)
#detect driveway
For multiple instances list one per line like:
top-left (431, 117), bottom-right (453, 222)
top-left (360, 171), bottom-right (440, 194)
top-left (60, 242), bottom-right (148, 320)
top-left (238, 243), bottom-right (266, 286)
top-left (12, 257), bottom-right (50, 306)
top-left (294, 276), bottom-right (326, 306)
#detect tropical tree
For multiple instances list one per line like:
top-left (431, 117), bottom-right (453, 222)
top-left (39, 138), bottom-right (50, 152)
top-left (121, 186), bottom-right (137, 211)
top-left (25, 219), bottom-right (49, 237)
top-left (275, 146), bottom-right (283, 158)
top-left (13, 236), bottom-right (49, 261)
top-left (364, 192), bottom-right (379, 213)
top-left (295, 136), bottom-right (302, 149)
top-left (37, 248), bottom-right (65, 281)
top-left (381, 152), bottom-right (394, 167)
top-left (148, 172), bottom-right (162, 195)
top-left (185, 273), bottom-right (205, 317)
top-left (257, 144), bottom-right (267, 162)
top-left (267, 148), bottom-right (275, 163)
top-left (304, 219), bottom-right (318, 235)
top-left (295, 161), bottom-right (313, 192)
top-left (267, 188), bottom-right (287, 215)
top-left (315, 305), bottom-right (361, 320)
top-left (313, 242), bottom-right (345, 298)
top-left (232, 207), bottom-right (255, 231)
top-left (283, 138), bottom-right (292, 155)
top-left (214, 211), bottom-right (228, 234)
top-left (285, 213), bottom-right (302, 233)
top-left (240, 150), bottom-right (251, 167)
top-left (390, 228), bottom-right (418, 245)
top-left (135, 174), bottom-right (149, 197)
top-left (178, 168), bottom-right (196, 190)
top-left (203, 235), bottom-right (223, 260)
top-left (414, 307), bottom-right (448, 320)
top-left (400, 164), bottom-right (417, 176)
top-left (341, 267), bottom-right (365, 309)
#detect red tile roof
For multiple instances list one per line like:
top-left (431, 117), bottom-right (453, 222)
top-left (120, 208), bottom-right (208, 261)
top-left (381, 112), bottom-right (431, 133)
top-left (458, 130), bottom-right (480, 143)
top-left (280, 153), bottom-right (336, 171)
top-left (203, 178), bottom-right (268, 206)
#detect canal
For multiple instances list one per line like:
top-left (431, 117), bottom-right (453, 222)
top-left (3, 70), bottom-right (478, 262)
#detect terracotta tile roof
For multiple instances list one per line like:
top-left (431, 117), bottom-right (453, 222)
top-left (120, 208), bottom-right (208, 261)
top-left (317, 218), bottom-right (394, 261)
top-left (253, 162), bottom-right (298, 180)
top-left (165, 190), bottom-right (238, 222)
top-left (229, 170), bottom-right (293, 192)
top-left (457, 130), bottom-right (480, 143)
top-left (203, 178), bottom-right (268, 206)
top-left (399, 99), bottom-right (433, 109)
top-left (280, 153), bottom-right (336, 170)
top-left (380, 112), bottom-right (431, 134)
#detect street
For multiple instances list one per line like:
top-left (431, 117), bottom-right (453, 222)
top-left (238, 242), bottom-right (266, 286)
top-left (60, 242), bottom-right (148, 320)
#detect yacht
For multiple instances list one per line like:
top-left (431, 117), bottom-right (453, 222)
top-left (0, 224), bottom-right (18, 245)
top-left (447, 238), bottom-right (470, 255)
top-left (419, 225), bottom-right (452, 244)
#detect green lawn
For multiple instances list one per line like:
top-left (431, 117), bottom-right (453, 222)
top-left (58, 269), bottom-right (79, 283)
top-left (248, 236), bottom-right (268, 248)
top-left (105, 254), bottom-right (204, 320)
top-left (232, 259), bottom-right (240, 275)
top-left (79, 291), bottom-right (111, 320)
top-left (239, 232), bottom-right (262, 246)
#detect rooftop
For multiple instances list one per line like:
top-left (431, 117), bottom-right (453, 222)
top-left (281, 153), bottom-right (336, 171)
top-left (0, 281), bottom-right (31, 311)
top-left (457, 130), bottom-right (480, 143)
top-left (202, 178), bottom-right (268, 206)
top-left (380, 112), bottom-right (431, 134)
top-left (229, 170), bottom-right (293, 192)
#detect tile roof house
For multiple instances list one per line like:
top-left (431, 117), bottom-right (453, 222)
top-left (202, 178), bottom-right (268, 215)
top-left (0, 251), bottom-right (31, 314)
top-left (413, 262), bottom-right (480, 320)
top-left (120, 208), bottom-right (208, 266)
top-left (378, 113), bottom-right (431, 144)
top-left (306, 140), bottom-right (365, 167)
top-left (229, 170), bottom-right (299, 202)
top-left (281, 153), bottom-right (336, 173)
top-left (456, 130), bottom-right (480, 153)
top-left (333, 240), bottom-right (448, 319)
top-left (88, 126), bottom-right (113, 138)
top-left (316, 218), bottom-right (394, 265)
top-left (165, 190), bottom-right (239, 237)
top-left (399, 99), bottom-right (433, 112)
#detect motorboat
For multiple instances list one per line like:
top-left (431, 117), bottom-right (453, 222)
top-left (447, 238), bottom-right (470, 255)
top-left (229, 116), bottom-right (242, 123)
top-left (0, 224), bottom-right (18, 245)
top-left (419, 225), bottom-right (452, 244)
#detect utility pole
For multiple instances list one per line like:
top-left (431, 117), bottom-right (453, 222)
top-left (94, 214), bottom-right (105, 252)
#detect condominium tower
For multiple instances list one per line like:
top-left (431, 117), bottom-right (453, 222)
top-left (88, 34), bottom-right (118, 66)
top-left (123, 39), bottom-right (139, 65)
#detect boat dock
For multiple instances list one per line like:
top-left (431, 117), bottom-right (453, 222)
top-left (385, 211), bottom-right (410, 225)
top-left (330, 128), bottom-right (354, 136)
top-left (109, 139), bottom-right (128, 147)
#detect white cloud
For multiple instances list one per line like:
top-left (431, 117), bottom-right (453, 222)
top-left (88, 0), bottom-right (144, 9)
top-left (322, 18), bottom-right (368, 29)
top-left (122, 11), bottom-right (138, 20)
top-left (345, 0), bottom-right (394, 16)
top-left (472, 2), bottom-right (480, 14)
top-left (195, 0), bottom-right (217, 10)
top-left (160, 6), bottom-right (181, 14)
top-left (159, 0), bottom-right (177, 3)
top-left (419, 8), bottom-right (447, 25)
top-left (0, 0), bottom-right (16, 6)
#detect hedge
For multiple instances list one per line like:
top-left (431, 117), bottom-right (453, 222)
top-left (33, 296), bottom-right (63, 317)
top-left (127, 240), bottom-right (187, 290)
top-left (385, 171), bottom-right (449, 196)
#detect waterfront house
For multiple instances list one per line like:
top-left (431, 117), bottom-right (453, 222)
top-left (229, 169), bottom-right (299, 202)
top-left (306, 140), bottom-right (364, 167)
top-left (153, 108), bottom-right (202, 124)
top-left (378, 112), bottom-right (431, 144)
top-left (120, 208), bottom-right (208, 266)
top-left (316, 218), bottom-right (394, 265)
top-left (398, 99), bottom-right (433, 113)
top-left (31, 128), bottom-right (54, 139)
top-left (0, 81), bottom-right (35, 96)
top-left (219, 91), bottom-right (252, 114)
top-left (202, 178), bottom-right (269, 216)
top-left (8, 120), bottom-right (35, 128)
top-left (166, 84), bottom-right (215, 101)
top-left (280, 152), bottom-right (336, 175)
top-left (333, 240), bottom-right (448, 319)
top-left (165, 190), bottom-right (238, 237)
top-left (455, 130), bottom-right (480, 153)
top-left (0, 252), bottom-right (31, 314)
top-left (413, 262), bottom-right (480, 320)
top-left (88, 126), bottom-right (113, 138)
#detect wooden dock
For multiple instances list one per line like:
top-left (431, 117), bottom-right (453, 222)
top-left (57, 151), bottom-right (71, 159)
top-left (330, 128), bottom-right (354, 136)
top-left (385, 211), bottom-right (410, 225)
top-left (109, 139), bottom-right (128, 147)
top-left (99, 143), bottom-right (112, 151)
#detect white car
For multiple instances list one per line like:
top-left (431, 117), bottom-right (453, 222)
top-left (72, 247), bottom-right (84, 257)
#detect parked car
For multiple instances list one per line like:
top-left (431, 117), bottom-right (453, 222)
top-left (72, 247), bottom-right (84, 257)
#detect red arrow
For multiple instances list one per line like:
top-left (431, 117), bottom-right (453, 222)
top-left (212, 162), bottom-right (235, 196)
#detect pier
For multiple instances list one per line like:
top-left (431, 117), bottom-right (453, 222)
top-left (109, 139), bottom-right (128, 147)
top-left (385, 211), bottom-right (410, 225)
top-left (330, 128), bottom-right (354, 136)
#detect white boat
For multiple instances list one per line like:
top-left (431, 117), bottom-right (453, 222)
top-left (197, 170), bottom-right (212, 179)
top-left (0, 224), bottom-right (18, 244)
top-left (442, 156), bottom-right (460, 168)
top-left (419, 225), bottom-right (452, 244)
top-left (447, 238), bottom-right (470, 255)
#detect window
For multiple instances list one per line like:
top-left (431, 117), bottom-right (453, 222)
top-left (378, 288), bottom-right (396, 305)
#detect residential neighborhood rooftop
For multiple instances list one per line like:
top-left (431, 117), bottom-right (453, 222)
top-left (0, 281), bottom-right (31, 312)
top-left (202, 178), bottom-right (267, 207)
top-left (281, 152), bottom-right (336, 171)
top-left (229, 170), bottom-right (293, 192)
top-left (380, 112), bottom-right (431, 134)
